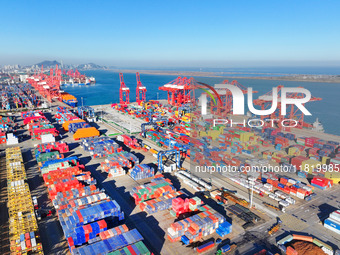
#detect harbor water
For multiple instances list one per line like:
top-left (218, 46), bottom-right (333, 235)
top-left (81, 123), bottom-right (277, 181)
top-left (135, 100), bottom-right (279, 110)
top-left (62, 70), bottom-right (340, 136)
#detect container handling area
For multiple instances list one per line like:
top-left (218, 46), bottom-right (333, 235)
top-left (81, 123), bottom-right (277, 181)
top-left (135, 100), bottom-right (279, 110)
top-left (1, 72), bottom-right (340, 255)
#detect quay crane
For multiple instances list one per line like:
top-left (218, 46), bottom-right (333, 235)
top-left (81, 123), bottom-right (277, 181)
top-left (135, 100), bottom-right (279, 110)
top-left (119, 73), bottom-right (130, 106)
top-left (136, 72), bottom-right (146, 105)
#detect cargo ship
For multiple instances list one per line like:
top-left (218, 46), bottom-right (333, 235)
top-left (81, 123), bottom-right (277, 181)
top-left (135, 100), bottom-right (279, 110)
top-left (62, 77), bottom-right (95, 86)
top-left (61, 69), bottom-right (96, 86)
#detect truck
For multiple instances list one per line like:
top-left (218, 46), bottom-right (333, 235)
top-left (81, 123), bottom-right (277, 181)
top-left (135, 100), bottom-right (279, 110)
top-left (197, 240), bottom-right (215, 253)
top-left (268, 219), bottom-right (282, 236)
top-left (216, 244), bottom-right (237, 254)
top-left (263, 202), bottom-right (285, 213)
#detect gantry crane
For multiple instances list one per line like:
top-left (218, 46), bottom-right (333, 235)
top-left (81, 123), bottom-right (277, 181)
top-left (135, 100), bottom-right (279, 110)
top-left (159, 77), bottom-right (197, 107)
top-left (27, 65), bottom-right (61, 103)
top-left (253, 85), bottom-right (322, 129)
top-left (136, 72), bottom-right (146, 105)
top-left (119, 73), bottom-right (130, 106)
top-left (198, 80), bottom-right (257, 117)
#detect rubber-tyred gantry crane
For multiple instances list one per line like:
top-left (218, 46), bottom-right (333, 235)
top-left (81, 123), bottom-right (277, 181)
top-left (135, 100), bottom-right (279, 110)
top-left (253, 85), bottom-right (322, 129)
top-left (119, 73), bottom-right (130, 106)
top-left (136, 72), bottom-right (146, 105)
top-left (159, 76), bottom-right (197, 106)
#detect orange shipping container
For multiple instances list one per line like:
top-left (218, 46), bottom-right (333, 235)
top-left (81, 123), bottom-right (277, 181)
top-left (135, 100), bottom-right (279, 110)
top-left (62, 119), bottom-right (84, 131)
top-left (292, 234), bottom-right (313, 242)
top-left (73, 127), bottom-right (99, 140)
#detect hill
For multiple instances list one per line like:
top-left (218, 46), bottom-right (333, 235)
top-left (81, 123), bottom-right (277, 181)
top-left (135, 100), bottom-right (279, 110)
top-left (35, 60), bottom-right (61, 67)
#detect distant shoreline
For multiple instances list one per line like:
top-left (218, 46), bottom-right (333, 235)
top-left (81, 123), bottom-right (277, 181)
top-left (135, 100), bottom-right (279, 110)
top-left (107, 68), bottom-right (340, 83)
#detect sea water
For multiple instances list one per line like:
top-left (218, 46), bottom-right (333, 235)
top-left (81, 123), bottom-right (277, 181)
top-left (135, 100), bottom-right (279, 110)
top-left (62, 70), bottom-right (340, 135)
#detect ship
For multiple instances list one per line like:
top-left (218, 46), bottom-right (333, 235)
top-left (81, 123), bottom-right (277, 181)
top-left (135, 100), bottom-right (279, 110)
top-left (312, 118), bottom-right (325, 133)
top-left (62, 77), bottom-right (95, 86)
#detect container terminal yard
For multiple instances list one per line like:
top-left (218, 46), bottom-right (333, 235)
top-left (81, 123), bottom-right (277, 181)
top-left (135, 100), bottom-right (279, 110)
top-left (1, 70), bottom-right (340, 255)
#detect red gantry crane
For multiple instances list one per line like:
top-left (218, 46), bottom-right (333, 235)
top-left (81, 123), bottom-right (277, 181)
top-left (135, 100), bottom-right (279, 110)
top-left (207, 80), bottom-right (257, 117)
top-left (136, 72), bottom-right (146, 105)
top-left (119, 73), bottom-right (130, 106)
top-left (253, 85), bottom-right (322, 129)
top-left (27, 65), bottom-right (62, 103)
top-left (193, 79), bottom-right (256, 117)
top-left (159, 76), bottom-right (197, 106)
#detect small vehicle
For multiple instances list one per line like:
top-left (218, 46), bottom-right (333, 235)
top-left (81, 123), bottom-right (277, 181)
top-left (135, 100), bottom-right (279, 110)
top-left (35, 210), bottom-right (41, 221)
top-left (268, 219), bottom-right (282, 236)
top-left (222, 188), bottom-right (237, 194)
top-left (216, 244), bottom-right (237, 254)
top-left (32, 196), bottom-right (38, 210)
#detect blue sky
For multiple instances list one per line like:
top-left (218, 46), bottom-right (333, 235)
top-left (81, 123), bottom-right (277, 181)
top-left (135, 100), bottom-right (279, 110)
top-left (1, 0), bottom-right (340, 67)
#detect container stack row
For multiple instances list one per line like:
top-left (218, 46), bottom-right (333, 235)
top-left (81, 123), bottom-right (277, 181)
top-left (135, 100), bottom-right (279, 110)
top-left (1, 83), bottom-right (41, 110)
top-left (188, 123), bottom-right (340, 208)
top-left (167, 204), bottom-right (229, 243)
top-left (81, 136), bottom-right (122, 158)
top-left (0, 115), bottom-right (14, 132)
top-left (139, 190), bottom-right (186, 214)
top-left (324, 210), bottom-right (340, 235)
top-left (170, 196), bottom-right (202, 217)
top-left (35, 144), bottom-right (152, 254)
top-left (55, 107), bottom-right (99, 140)
top-left (145, 130), bottom-right (189, 151)
top-left (71, 228), bottom-right (149, 255)
top-left (130, 175), bottom-right (176, 204)
top-left (100, 151), bottom-right (139, 178)
top-left (6, 147), bottom-right (43, 254)
top-left (34, 141), bottom-right (69, 155)
top-left (116, 134), bottom-right (142, 149)
top-left (130, 164), bottom-right (154, 180)
top-left (24, 111), bottom-right (58, 140)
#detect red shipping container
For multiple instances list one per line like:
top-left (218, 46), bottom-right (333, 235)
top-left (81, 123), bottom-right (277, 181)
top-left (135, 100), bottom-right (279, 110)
top-left (311, 177), bottom-right (333, 187)
top-left (305, 137), bottom-right (319, 147)
top-left (127, 245), bottom-right (137, 255)
top-left (291, 156), bottom-right (309, 170)
top-left (25, 239), bottom-right (31, 249)
top-left (286, 246), bottom-right (298, 255)
top-left (280, 178), bottom-right (288, 185)
top-left (98, 220), bottom-right (107, 229)
top-left (83, 224), bottom-right (92, 234)
top-left (272, 180), bottom-right (279, 188)
top-left (68, 237), bottom-right (74, 246)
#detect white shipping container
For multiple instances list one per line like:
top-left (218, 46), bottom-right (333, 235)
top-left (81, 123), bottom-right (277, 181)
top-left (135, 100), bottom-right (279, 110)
top-left (41, 134), bottom-right (55, 144)
top-left (21, 241), bottom-right (26, 251)
top-left (330, 211), bottom-right (340, 221)
top-left (31, 237), bottom-right (37, 247)
top-left (279, 200), bottom-right (290, 207)
top-left (296, 192), bottom-right (305, 199)
top-left (321, 247), bottom-right (333, 255)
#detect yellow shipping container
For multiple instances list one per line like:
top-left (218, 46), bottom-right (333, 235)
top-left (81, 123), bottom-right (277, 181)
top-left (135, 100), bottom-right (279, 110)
top-left (199, 131), bottom-right (208, 137)
top-left (240, 132), bottom-right (255, 142)
top-left (288, 147), bottom-right (300, 156)
top-left (150, 148), bottom-right (158, 154)
top-left (208, 130), bottom-right (221, 140)
top-left (321, 156), bottom-right (330, 165)
top-left (324, 172), bottom-right (340, 183)
top-left (301, 159), bottom-right (322, 173)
